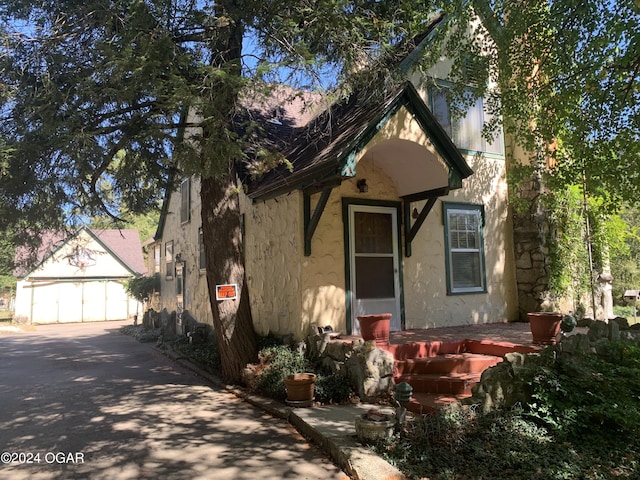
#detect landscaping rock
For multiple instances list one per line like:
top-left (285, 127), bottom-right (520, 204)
top-left (472, 321), bottom-right (640, 415)
top-left (560, 334), bottom-right (592, 355)
top-left (621, 330), bottom-right (640, 344)
top-left (345, 341), bottom-right (395, 401)
top-left (305, 334), bottom-right (394, 402)
top-left (588, 320), bottom-right (609, 341)
top-left (472, 358), bottom-right (524, 413)
top-left (577, 317), bottom-right (594, 328)
top-left (608, 320), bottom-right (621, 341)
top-left (611, 316), bottom-right (630, 330)
top-left (159, 308), bottom-right (177, 340)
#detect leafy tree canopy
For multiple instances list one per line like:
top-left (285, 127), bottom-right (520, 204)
top-left (0, 0), bottom-right (447, 236)
top-left (476, 0), bottom-right (640, 207)
top-left (1, 0), bottom-right (637, 237)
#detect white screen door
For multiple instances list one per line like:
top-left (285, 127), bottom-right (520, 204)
top-left (348, 205), bottom-right (401, 334)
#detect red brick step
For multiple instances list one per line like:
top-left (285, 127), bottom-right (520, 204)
top-left (395, 372), bottom-right (481, 396)
top-left (395, 353), bottom-right (502, 375)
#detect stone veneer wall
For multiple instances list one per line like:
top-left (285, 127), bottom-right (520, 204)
top-left (511, 176), bottom-right (551, 320)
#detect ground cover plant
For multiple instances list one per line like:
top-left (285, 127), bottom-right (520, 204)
top-left (170, 337), bottom-right (222, 374)
top-left (120, 324), bottom-right (162, 343)
top-left (372, 344), bottom-right (640, 479)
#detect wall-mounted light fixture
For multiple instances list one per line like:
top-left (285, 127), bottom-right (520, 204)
top-left (357, 179), bottom-right (368, 193)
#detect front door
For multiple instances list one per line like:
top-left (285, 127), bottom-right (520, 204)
top-left (348, 204), bottom-right (402, 334)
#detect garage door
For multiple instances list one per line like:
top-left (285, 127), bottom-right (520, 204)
top-left (29, 280), bottom-right (135, 323)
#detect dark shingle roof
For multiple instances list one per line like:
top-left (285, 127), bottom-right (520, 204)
top-left (244, 81), bottom-right (473, 200)
top-left (93, 229), bottom-right (147, 275)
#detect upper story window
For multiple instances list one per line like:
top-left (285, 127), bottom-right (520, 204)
top-left (165, 241), bottom-right (174, 279)
top-left (153, 244), bottom-right (161, 273)
top-left (443, 203), bottom-right (486, 295)
top-left (180, 177), bottom-right (191, 224)
top-left (429, 82), bottom-right (504, 157)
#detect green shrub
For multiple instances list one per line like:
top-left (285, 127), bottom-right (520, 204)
top-left (314, 372), bottom-right (353, 404)
top-left (256, 345), bottom-right (309, 401)
top-left (526, 346), bottom-right (640, 441)
top-left (125, 273), bottom-right (160, 302)
top-left (375, 345), bottom-right (640, 479)
top-left (614, 305), bottom-right (636, 318)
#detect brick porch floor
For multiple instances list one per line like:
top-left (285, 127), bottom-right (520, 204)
top-left (341, 321), bottom-right (588, 346)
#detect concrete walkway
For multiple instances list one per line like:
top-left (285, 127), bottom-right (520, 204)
top-left (170, 321), bottom-right (587, 480)
top-left (160, 347), bottom-right (405, 480)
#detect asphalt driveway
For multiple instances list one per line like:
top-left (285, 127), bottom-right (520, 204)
top-left (0, 320), bottom-right (348, 480)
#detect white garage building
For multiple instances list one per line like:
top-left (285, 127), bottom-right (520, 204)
top-left (14, 227), bottom-right (146, 324)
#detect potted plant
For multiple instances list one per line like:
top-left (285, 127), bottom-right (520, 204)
top-left (528, 312), bottom-right (563, 345)
top-left (284, 372), bottom-right (317, 406)
top-left (527, 292), bottom-right (569, 345)
top-left (357, 313), bottom-right (392, 347)
top-left (252, 345), bottom-right (316, 406)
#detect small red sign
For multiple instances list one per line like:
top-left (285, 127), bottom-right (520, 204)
top-left (215, 284), bottom-right (238, 301)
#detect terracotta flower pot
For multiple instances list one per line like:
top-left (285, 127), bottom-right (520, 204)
top-left (528, 312), bottom-right (563, 345)
top-left (357, 313), bottom-right (392, 348)
top-left (284, 373), bottom-right (316, 404)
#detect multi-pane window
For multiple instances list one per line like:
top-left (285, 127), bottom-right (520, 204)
top-left (180, 178), bottom-right (191, 224)
top-left (165, 241), bottom-right (174, 279)
top-left (443, 203), bottom-right (486, 294)
top-left (429, 84), bottom-right (504, 156)
top-left (154, 244), bottom-right (161, 273)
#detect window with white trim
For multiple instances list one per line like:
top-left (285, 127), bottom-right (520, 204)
top-left (165, 241), bottom-right (174, 279)
top-left (443, 203), bottom-right (486, 294)
top-left (429, 84), bottom-right (504, 157)
top-left (154, 244), bottom-right (161, 273)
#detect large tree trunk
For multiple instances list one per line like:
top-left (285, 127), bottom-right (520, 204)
top-left (201, 172), bottom-right (257, 383)
top-left (197, 1), bottom-right (257, 383)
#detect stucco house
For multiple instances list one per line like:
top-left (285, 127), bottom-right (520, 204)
top-left (152, 17), bottom-right (523, 340)
top-left (14, 227), bottom-right (146, 324)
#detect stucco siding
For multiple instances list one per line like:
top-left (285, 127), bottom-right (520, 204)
top-left (241, 191), bottom-right (304, 338)
top-left (299, 188), bottom-right (347, 334)
top-left (402, 154), bottom-right (518, 328)
top-left (158, 176), bottom-right (213, 328)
